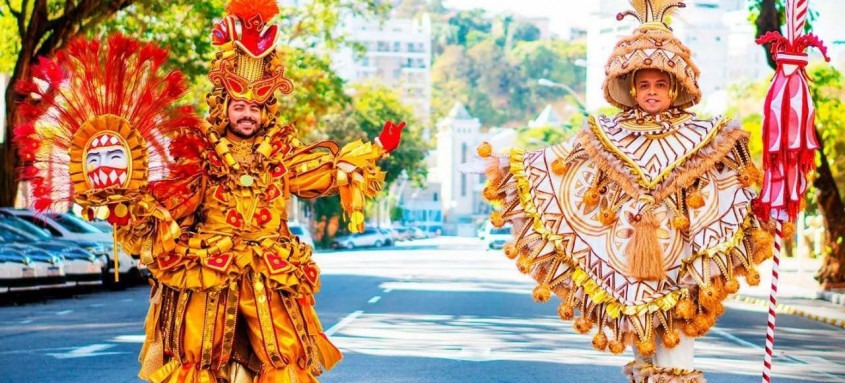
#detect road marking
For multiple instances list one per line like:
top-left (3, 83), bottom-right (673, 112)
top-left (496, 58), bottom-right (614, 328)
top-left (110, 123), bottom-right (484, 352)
top-left (55, 310), bottom-right (72, 316)
top-left (383, 288), bottom-right (393, 293)
top-left (711, 327), bottom-right (845, 382)
top-left (46, 344), bottom-right (125, 359)
top-left (324, 310), bottom-right (363, 337)
top-left (19, 319), bottom-right (32, 324)
top-left (368, 296), bottom-right (381, 304)
top-left (120, 298), bottom-right (133, 302)
top-left (89, 303), bottom-right (105, 308)
top-left (111, 335), bottom-right (146, 343)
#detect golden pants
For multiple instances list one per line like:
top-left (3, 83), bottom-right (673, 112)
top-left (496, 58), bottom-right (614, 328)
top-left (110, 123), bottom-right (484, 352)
top-left (143, 272), bottom-right (341, 383)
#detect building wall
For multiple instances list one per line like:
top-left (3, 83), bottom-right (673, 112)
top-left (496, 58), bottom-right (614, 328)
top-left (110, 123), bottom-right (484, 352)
top-left (332, 14), bottom-right (433, 125)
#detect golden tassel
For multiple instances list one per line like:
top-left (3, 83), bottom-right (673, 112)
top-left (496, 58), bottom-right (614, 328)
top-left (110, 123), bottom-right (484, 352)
top-left (625, 211), bottom-right (665, 281)
top-left (751, 228), bottom-right (774, 264)
top-left (593, 332), bottom-right (609, 351)
top-left (686, 190), bottom-right (705, 209)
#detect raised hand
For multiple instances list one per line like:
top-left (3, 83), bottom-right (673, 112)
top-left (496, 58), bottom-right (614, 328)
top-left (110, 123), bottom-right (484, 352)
top-left (376, 120), bottom-right (406, 153)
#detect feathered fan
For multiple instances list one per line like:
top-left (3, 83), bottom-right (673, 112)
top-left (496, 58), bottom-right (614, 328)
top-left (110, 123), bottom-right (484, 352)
top-left (13, 34), bottom-right (199, 223)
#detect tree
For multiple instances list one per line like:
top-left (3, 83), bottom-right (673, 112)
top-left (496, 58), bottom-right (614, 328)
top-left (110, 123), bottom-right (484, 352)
top-left (308, 82), bottom-right (428, 247)
top-left (750, 1), bottom-right (845, 286)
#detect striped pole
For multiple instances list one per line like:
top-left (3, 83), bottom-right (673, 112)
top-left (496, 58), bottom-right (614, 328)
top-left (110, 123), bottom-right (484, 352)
top-left (762, 221), bottom-right (783, 383)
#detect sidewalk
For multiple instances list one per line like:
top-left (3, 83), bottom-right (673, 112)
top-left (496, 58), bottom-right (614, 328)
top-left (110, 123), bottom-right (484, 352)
top-left (736, 255), bottom-right (845, 328)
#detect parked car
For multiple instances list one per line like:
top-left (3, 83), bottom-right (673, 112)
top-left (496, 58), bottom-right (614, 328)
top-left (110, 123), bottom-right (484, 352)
top-left (0, 223), bottom-right (102, 287)
top-left (484, 223), bottom-right (512, 250)
top-left (0, 213), bottom-right (109, 263)
top-left (0, 248), bottom-right (37, 293)
top-left (378, 227), bottom-right (399, 246)
top-left (0, 208), bottom-right (144, 286)
top-left (0, 242), bottom-right (66, 289)
top-left (288, 222), bottom-right (315, 249)
top-left (393, 227), bottom-right (413, 241)
top-left (332, 227), bottom-right (390, 249)
top-left (409, 227), bottom-right (427, 240)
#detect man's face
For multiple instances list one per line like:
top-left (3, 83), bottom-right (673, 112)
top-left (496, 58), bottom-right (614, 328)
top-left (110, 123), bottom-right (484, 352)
top-left (227, 99), bottom-right (262, 139)
top-left (633, 69), bottom-right (673, 115)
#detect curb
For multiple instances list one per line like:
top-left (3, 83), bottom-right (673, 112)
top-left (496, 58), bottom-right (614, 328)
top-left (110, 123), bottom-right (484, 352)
top-left (732, 295), bottom-right (845, 329)
top-left (818, 290), bottom-right (845, 306)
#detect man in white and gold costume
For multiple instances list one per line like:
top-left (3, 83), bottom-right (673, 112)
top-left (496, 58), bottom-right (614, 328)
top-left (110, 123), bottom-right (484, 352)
top-left (480, 1), bottom-right (773, 381)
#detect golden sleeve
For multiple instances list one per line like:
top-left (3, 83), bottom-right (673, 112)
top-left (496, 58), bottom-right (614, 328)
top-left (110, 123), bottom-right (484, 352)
top-left (287, 139), bottom-right (387, 232)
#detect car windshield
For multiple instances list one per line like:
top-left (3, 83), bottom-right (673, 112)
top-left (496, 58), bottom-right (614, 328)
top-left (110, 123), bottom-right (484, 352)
top-left (490, 227), bottom-right (512, 235)
top-left (52, 214), bottom-right (103, 234)
top-left (0, 225), bottom-right (33, 242)
top-left (0, 217), bottom-right (51, 239)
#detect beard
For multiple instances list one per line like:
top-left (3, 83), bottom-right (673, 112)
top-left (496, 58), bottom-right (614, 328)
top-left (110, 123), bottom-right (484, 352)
top-left (228, 118), bottom-right (261, 139)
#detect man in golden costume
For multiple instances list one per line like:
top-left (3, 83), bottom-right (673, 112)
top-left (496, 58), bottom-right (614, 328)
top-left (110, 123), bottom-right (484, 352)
top-left (480, 1), bottom-right (773, 381)
top-left (14, 1), bottom-right (404, 382)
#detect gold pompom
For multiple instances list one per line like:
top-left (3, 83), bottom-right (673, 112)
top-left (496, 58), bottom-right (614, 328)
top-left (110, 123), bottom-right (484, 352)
top-left (503, 243), bottom-right (517, 259)
top-left (782, 221), bottom-right (796, 239)
top-left (592, 332), bottom-right (609, 351)
top-left (551, 158), bottom-right (570, 175)
top-left (517, 256), bottom-right (533, 274)
top-left (598, 207), bottom-right (618, 226)
top-left (674, 299), bottom-right (695, 320)
top-left (490, 211), bottom-right (505, 228)
top-left (557, 303), bottom-right (575, 320)
top-left (574, 317), bottom-right (593, 334)
top-left (733, 266), bottom-right (748, 277)
top-left (746, 267), bottom-right (761, 286)
top-left (687, 190), bottom-right (705, 209)
top-left (636, 337), bottom-right (657, 356)
top-left (699, 284), bottom-right (721, 310)
top-left (671, 215), bottom-right (690, 231)
top-left (738, 169), bottom-right (754, 187)
top-left (482, 185), bottom-right (501, 201)
top-left (751, 228), bottom-right (774, 264)
top-left (682, 321), bottom-right (699, 337)
top-left (693, 314), bottom-right (715, 336)
top-left (725, 278), bottom-right (739, 294)
top-left (533, 284), bottom-right (552, 302)
top-left (584, 188), bottom-right (601, 208)
top-left (662, 329), bottom-right (680, 348)
top-left (711, 302), bottom-right (726, 316)
top-left (609, 339), bottom-right (626, 354)
top-left (477, 142), bottom-right (492, 158)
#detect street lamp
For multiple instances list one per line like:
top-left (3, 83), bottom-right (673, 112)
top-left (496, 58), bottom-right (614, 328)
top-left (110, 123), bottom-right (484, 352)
top-left (537, 78), bottom-right (588, 116)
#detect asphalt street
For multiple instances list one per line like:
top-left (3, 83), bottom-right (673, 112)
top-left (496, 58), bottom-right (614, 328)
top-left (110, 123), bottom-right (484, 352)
top-left (0, 237), bottom-right (843, 383)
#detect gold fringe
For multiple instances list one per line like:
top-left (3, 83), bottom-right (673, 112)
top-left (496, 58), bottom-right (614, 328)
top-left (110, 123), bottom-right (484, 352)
top-left (625, 211), bottom-right (665, 281)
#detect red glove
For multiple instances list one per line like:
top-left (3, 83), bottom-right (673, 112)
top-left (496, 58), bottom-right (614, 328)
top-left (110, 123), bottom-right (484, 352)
top-left (377, 120), bottom-right (406, 153)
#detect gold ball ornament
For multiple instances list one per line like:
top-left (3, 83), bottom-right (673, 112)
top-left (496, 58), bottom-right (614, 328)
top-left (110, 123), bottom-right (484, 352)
top-left (636, 337), bottom-right (657, 356)
top-left (746, 267), bottom-right (761, 286)
top-left (503, 243), bottom-right (518, 259)
top-left (482, 186), bottom-right (501, 201)
top-left (113, 203), bottom-right (129, 218)
top-left (574, 317), bottom-right (593, 334)
top-left (725, 279), bottom-right (740, 294)
top-left (557, 303), bottom-right (575, 320)
top-left (687, 190), bottom-right (705, 209)
top-left (477, 142), bottom-right (493, 158)
top-left (699, 284), bottom-right (721, 309)
top-left (532, 284), bottom-right (552, 302)
top-left (551, 158), bottom-right (570, 175)
top-left (674, 299), bottom-right (695, 320)
top-left (490, 211), bottom-right (505, 228)
top-left (517, 256), bottom-right (533, 274)
top-left (584, 188), bottom-right (601, 208)
top-left (598, 208), bottom-right (618, 226)
top-left (592, 332), bottom-right (609, 351)
top-left (662, 329), bottom-right (680, 348)
top-left (609, 340), bottom-right (626, 354)
top-left (671, 215), bottom-right (690, 231)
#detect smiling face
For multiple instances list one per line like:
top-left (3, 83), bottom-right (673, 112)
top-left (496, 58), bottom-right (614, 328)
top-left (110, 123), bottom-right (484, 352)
top-left (227, 99), bottom-right (263, 140)
top-left (633, 69), bottom-right (673, 115)
top-left (84, 132), bottom-right (130, 189)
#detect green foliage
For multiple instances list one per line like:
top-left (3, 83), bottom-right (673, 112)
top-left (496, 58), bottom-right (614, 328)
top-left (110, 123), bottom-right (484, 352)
top-left (0, 3), bottom-right (20, 73)
top-left (430, 10), bottom-right (587, 128)
top-left (806, 64), bottom-right (845, 195)
top-left (516, 125), bottom-right (571, 151)
top-left (747, 0), bottom-right (819, 32)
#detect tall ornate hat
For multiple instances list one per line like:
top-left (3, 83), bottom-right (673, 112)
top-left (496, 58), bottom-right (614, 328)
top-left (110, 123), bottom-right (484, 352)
top-left (205, 0), bottom-right (293, 134)
top-left (603, 0), bottom-right (701, 110)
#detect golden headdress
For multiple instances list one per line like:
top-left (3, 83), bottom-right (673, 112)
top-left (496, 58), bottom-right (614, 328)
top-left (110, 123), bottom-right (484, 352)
top-left (603, 0), bottom-right (701, 110)
top-left (205, 0), bottom-right (293, 134)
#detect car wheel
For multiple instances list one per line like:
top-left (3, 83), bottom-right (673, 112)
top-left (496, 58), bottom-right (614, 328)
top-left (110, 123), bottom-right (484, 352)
top-left (374, 240), bottom-right (383, 247)
top-left (346, 242), bottom-right (355, 249)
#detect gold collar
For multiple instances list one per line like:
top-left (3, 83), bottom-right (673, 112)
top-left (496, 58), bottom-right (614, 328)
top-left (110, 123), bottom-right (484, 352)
top-left (616, 108), bottom-right (692, 133)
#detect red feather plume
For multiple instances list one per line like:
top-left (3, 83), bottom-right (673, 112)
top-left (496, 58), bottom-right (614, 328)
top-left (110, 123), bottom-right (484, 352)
top-left (13, 34), bottom-right (201, 213)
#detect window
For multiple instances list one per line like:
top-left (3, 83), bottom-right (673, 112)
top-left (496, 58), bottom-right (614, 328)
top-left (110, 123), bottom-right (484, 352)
top-left (393, 41), bottom-right (400, 52)
top-left (54, 214), bottom-right (103, 234)
top-left (461, 173), bottom-right (467, 197)
top-left (433, 192), bottom-right (438, 201)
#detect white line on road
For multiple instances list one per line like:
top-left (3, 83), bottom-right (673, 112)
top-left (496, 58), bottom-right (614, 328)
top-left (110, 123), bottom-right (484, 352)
top-left (19, 320), bottom-right (32, 324)
top-left (368, 296), bottom-right (381, 304)
top-left (711, 327), bottom-right (845, 382)
top-left (383, 288), bottom-right (393, 293)
top-left (46, 344), bottom-right (126, 359)
top-left (325, 310), bottom-right (363, 337)
top-left (55, 310), bottom-right (72, 316)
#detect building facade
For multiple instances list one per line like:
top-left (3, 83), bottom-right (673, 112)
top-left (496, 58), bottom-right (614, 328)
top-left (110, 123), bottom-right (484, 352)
top-left (332, 14), bottom-right (433, 126)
